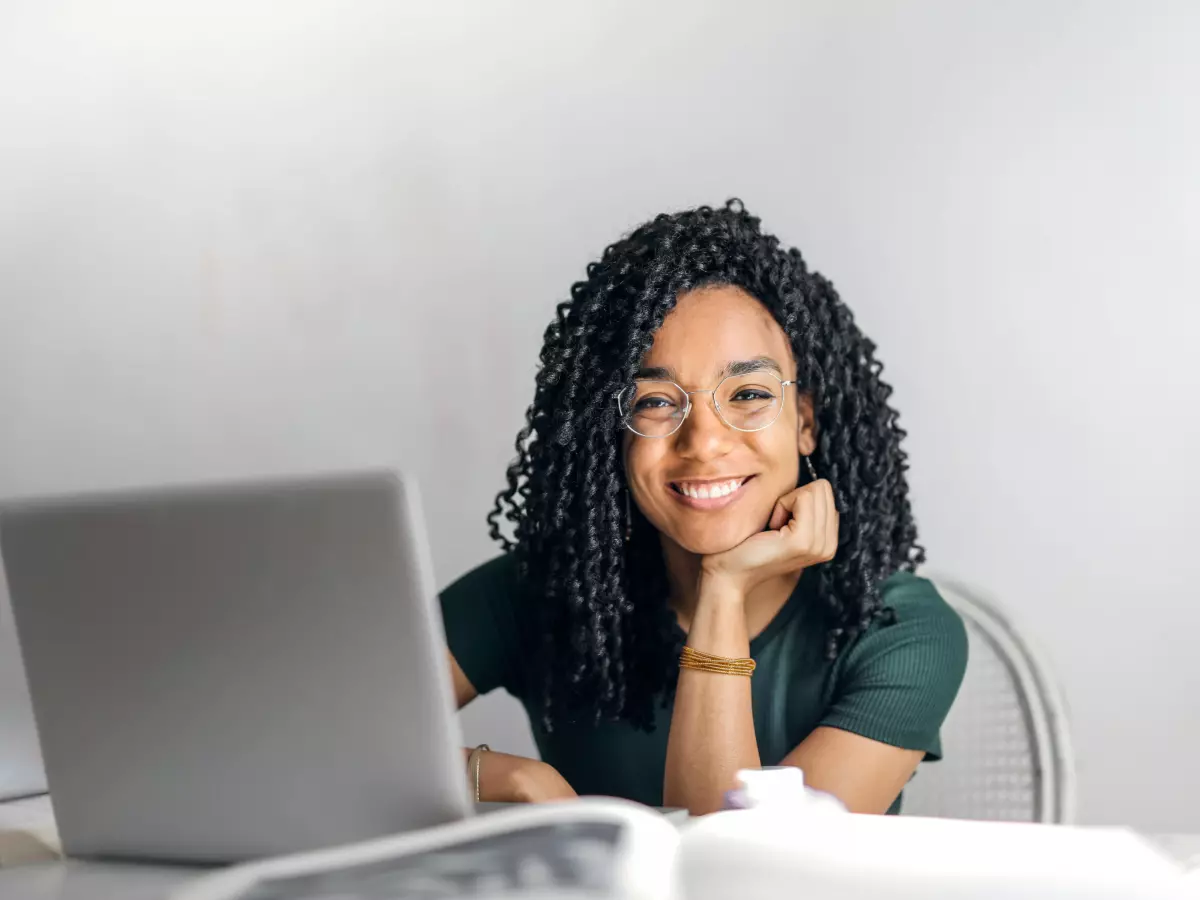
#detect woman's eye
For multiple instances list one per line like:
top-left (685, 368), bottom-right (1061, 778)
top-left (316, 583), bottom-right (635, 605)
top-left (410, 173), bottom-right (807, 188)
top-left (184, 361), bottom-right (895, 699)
top-left (634, 396), bottom-right (676, 411)
top-left (731, 389), bottom-right (774, 403)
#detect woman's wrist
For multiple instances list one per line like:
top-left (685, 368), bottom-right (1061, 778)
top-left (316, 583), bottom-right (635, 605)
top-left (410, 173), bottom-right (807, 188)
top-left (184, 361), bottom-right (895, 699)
top-left (466, 744), bottom-right (490, 802)
top-left (696, 567), bottom-right (750, 608)
top-left (687, 575), bottom-right (752, 659)
top-left (476, 749), bottom-right (518, 802)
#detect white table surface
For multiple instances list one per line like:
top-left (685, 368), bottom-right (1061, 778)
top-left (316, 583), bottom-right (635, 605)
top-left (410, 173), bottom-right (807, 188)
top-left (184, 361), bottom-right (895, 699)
top-left (3, 840), bottom-right (1199, 900)
top-left (2, 795), bottom-right (1198, 899)
top-left (0, 860), bottom-right (207, 900)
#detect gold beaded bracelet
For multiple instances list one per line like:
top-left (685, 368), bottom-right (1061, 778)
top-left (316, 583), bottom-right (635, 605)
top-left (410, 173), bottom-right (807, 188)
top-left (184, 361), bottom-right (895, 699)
top-left (679, 645), bottom-right (756, 677)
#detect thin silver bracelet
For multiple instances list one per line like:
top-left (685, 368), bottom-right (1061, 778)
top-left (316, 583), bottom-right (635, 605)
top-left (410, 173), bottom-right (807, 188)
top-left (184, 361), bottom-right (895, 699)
top-left (467, 744), bottom-right (490, 803)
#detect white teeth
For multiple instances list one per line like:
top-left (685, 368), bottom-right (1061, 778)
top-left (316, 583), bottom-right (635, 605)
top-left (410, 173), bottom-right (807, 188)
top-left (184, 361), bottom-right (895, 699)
top-left (677, 479), bottom-right (744, 500)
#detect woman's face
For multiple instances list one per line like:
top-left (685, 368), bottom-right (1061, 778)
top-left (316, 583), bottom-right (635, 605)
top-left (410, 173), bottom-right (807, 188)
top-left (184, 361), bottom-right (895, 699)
top-left (623, 285), bottom-right (816, 557)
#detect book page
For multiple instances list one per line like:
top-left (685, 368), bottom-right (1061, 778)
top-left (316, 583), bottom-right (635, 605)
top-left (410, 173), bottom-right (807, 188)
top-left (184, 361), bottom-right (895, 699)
top-left (233, 821), bottom-right (624, 900)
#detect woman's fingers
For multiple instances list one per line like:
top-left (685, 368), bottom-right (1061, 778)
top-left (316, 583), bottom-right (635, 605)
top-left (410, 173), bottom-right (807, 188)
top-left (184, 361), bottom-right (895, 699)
top-left (768, 495), bottom-right (791, 531)
top-left (776, 485), bottom-right (809, 551)
top-left (822, 481), bottom-right (840, 560)
top-left (777, 480), bottom-right (838, 563)
top-left (811, 479), bottom-right (827, 547)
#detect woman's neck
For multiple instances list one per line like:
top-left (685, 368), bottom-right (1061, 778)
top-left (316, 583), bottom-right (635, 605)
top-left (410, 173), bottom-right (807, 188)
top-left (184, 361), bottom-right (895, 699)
top-left (660, 536), bottom-right (802, 639)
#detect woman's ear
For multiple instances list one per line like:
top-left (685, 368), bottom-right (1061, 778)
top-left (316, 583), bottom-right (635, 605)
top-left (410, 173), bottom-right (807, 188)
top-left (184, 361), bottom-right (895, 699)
top-left (796, 393), bottom-right (817, 457)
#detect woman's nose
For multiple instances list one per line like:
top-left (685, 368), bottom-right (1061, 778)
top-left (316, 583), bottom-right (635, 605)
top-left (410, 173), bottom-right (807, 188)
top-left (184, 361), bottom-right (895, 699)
top-left (673, 393), bottom-right (734, 460)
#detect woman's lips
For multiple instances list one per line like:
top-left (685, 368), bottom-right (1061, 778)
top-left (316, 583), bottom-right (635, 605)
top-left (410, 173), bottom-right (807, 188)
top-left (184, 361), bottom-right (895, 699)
top-left (667, 475), bottom-right (754, 510)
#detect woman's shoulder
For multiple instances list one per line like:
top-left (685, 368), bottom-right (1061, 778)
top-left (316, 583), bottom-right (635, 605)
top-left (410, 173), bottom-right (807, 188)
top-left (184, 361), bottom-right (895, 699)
top-left (440, 551), bottom-right (543, 625)
top-left (841, 570), bottom-right (969, 681)
top-left (879, 571), bottom-right (966, 634)
top-left (441, 552), bottom-right (522, 599)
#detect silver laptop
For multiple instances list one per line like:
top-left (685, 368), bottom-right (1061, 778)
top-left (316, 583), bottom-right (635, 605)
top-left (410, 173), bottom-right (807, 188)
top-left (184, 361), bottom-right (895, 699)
top-left (0, 470), bottom-right (471, 862)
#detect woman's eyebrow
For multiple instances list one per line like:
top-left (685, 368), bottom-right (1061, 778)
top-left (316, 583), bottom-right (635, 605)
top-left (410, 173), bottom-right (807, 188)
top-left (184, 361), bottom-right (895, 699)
top-left (635, 365), bottom-right (677, 381)
top-left (720, 356), bottom-right (784, 378)
top-left (633, 357), bottom-right (784, 383)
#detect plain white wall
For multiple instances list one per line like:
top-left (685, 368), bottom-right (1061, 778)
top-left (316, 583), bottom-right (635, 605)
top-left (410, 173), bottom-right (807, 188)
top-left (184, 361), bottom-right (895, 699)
top-left (1, 1), bottom-right (1197, 831)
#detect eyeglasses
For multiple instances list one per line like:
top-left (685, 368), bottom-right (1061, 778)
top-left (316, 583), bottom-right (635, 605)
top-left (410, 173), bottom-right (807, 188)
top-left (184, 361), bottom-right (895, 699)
top-left (615, 372), bottom-right (797, 438)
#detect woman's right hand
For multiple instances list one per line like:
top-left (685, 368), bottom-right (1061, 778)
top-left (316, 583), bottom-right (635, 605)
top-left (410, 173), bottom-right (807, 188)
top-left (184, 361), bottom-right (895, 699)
top-left (478, 750), bottom-right (577, 803)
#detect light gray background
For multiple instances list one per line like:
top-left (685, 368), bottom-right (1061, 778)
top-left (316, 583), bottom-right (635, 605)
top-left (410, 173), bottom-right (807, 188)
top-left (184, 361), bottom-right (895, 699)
top-left (1, 1), bottom-right (1196, 831)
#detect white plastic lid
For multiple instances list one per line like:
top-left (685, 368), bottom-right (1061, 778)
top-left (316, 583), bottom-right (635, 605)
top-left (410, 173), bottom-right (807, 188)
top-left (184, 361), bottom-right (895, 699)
top-left (734, 767), bottom-right (847, 814)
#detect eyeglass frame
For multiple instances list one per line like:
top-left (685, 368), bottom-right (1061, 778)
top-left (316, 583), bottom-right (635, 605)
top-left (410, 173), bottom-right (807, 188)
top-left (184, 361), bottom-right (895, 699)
top-left (613, 371), bottom-right (798, 438)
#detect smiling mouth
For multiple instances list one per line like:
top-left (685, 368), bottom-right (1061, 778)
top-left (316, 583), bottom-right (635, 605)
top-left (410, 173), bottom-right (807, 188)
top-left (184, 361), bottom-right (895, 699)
top-left (669, 476), bottom-right (753, 501)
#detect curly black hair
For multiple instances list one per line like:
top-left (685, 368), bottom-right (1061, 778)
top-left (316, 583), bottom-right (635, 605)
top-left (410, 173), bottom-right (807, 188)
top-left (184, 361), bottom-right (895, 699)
top-left (487, 200), bottom-right (922, 731)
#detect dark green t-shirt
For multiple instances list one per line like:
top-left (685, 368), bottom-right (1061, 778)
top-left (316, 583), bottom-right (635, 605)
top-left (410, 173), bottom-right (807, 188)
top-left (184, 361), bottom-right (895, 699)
top-left (440, 554), bottom-right (967, 810)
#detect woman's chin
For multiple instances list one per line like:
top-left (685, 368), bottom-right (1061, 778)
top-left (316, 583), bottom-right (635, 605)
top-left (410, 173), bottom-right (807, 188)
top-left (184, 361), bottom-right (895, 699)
top-left (672, 525), bottom-right (759, 558)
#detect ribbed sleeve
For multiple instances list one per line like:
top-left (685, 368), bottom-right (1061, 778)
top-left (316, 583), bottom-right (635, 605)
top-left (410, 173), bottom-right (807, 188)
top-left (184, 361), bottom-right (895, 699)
top-left (818, 572), bottom-right (968, 759)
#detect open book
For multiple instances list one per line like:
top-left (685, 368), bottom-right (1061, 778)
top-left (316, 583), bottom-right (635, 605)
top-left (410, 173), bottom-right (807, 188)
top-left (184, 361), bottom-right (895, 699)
top-left (171, 796), bottom-right (1191, 900)
top-left (171, 798), bottom-right (678, 900)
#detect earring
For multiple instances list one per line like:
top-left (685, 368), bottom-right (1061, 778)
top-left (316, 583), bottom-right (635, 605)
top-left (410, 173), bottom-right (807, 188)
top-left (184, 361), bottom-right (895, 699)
top-left (804, 456), bottom-right (818, 482)
top-left (624, 490), bottom-right (632, 544)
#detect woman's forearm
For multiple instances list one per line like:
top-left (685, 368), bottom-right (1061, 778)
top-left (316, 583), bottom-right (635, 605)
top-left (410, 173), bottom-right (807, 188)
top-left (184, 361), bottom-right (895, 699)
top-left (662, 579), bottom-right (761, 814)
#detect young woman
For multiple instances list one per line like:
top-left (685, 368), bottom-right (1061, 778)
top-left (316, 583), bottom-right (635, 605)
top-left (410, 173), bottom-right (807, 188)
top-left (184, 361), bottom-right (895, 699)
top-left (441, 200), bottom-right (967, 816)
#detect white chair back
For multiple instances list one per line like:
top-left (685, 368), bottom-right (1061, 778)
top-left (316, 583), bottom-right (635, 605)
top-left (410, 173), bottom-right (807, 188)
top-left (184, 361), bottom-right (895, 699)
top-left (902, 576), bottom-right (1075, 824)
